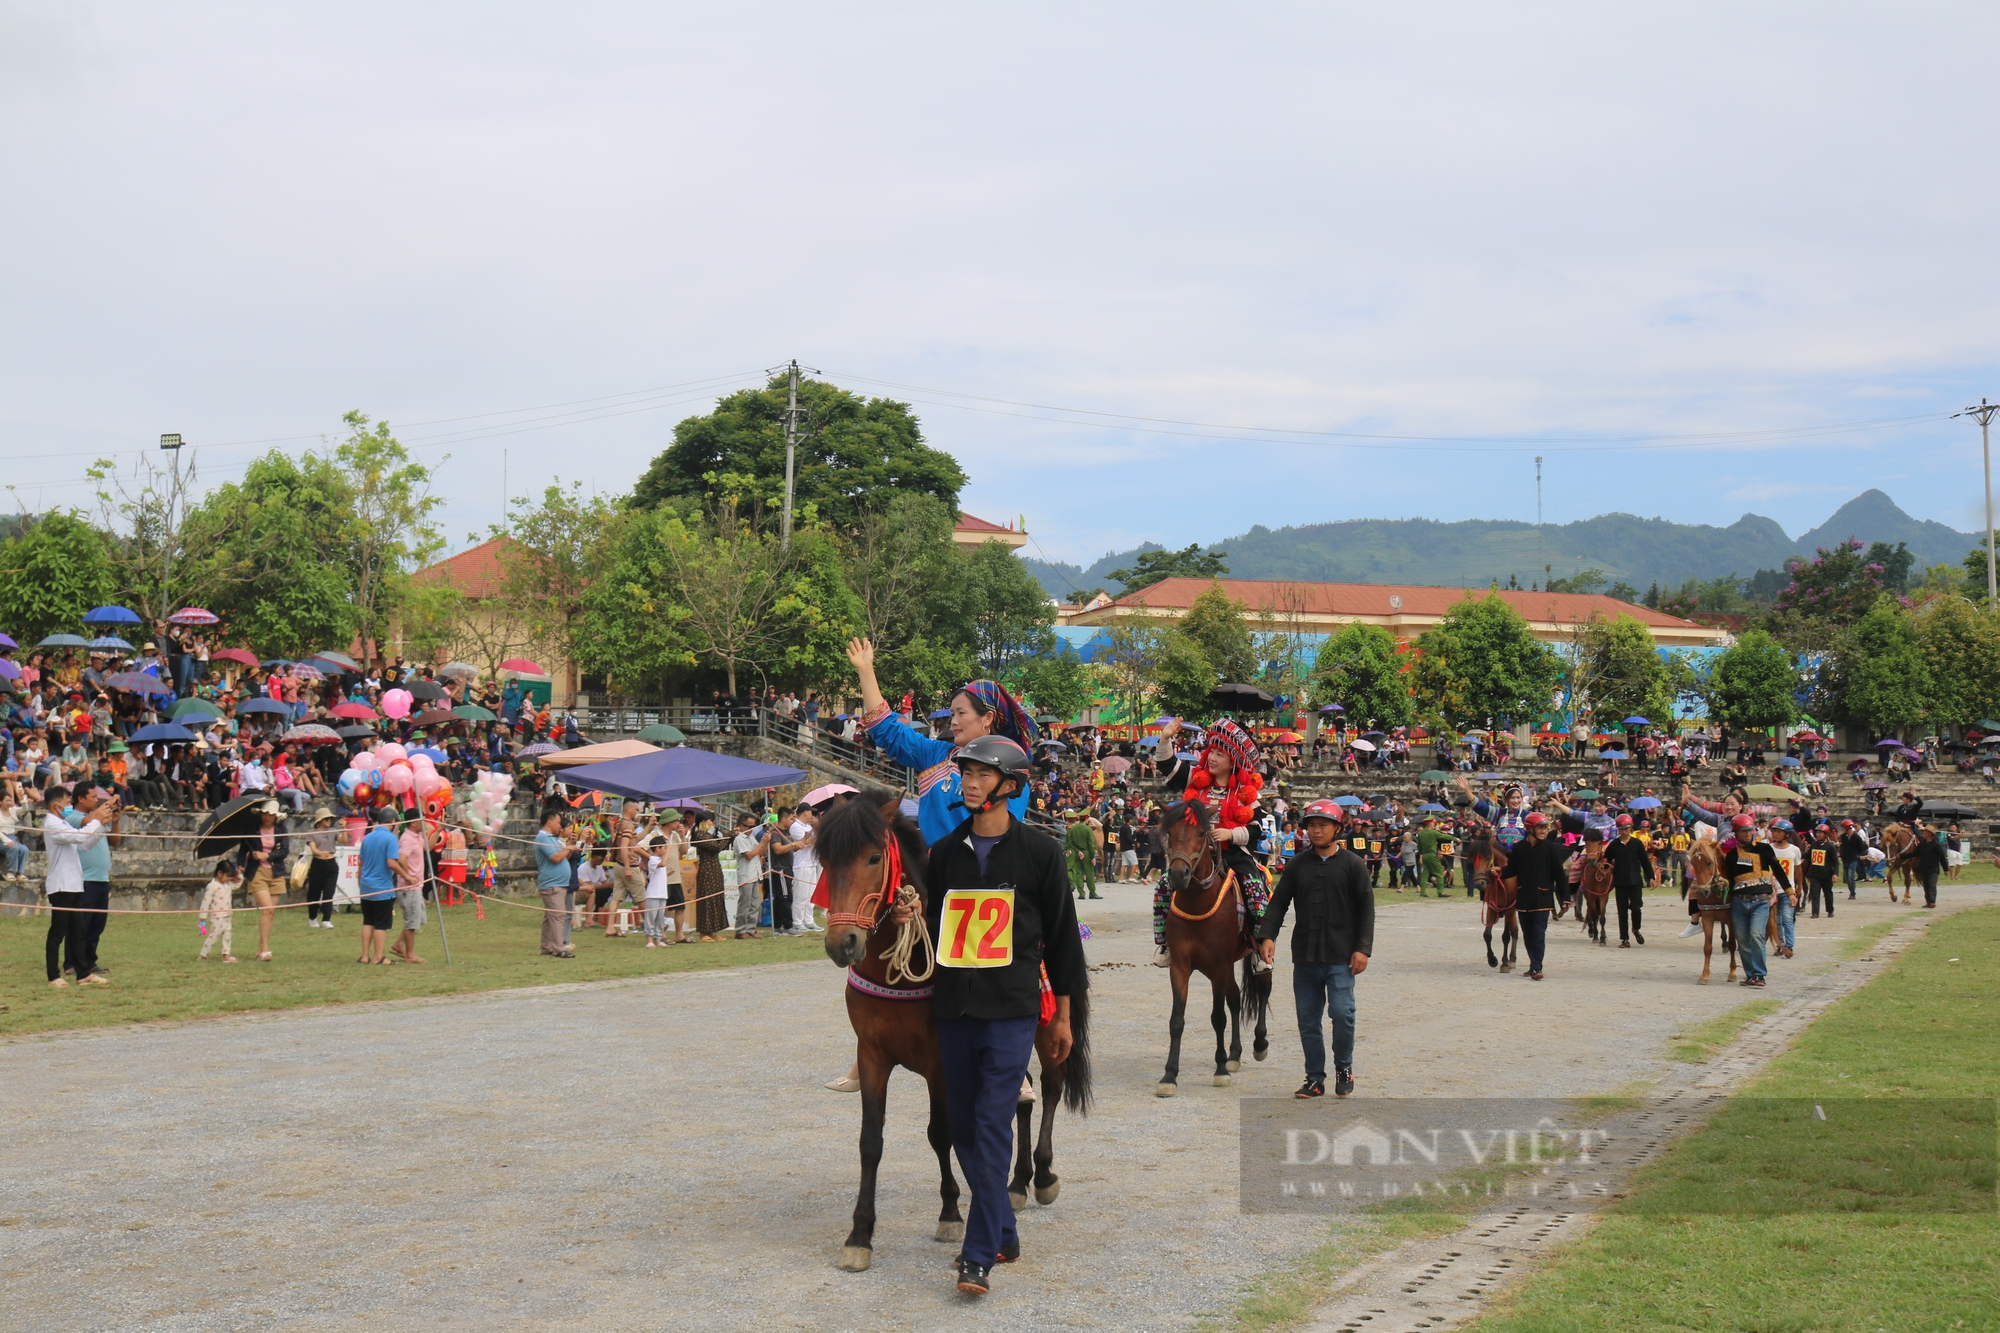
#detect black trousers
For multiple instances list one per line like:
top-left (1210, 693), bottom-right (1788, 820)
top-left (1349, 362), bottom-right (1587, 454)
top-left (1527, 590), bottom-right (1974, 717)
top-left (45, 891), bottom-right (89, 981)
top-left (1807, 878), bottom-right (1836, 915)
top-left (1920, 868), bottom-right (1939, 907)
top-left (1615, 884), bottom-right (1644, 940)
top-left (80, 881), bottom-right (109, 974)
top-left (306, 856), bottom-right (338, 922)
top-left (767, 865), bottom-right (792, 933)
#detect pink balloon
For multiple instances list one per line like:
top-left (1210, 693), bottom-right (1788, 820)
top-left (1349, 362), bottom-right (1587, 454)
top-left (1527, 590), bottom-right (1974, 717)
top-left (375, 742), bottom-right (408, 765)
top-left (413, 768), bottom-right (443, 798)
top-left (381, 690), bottom-right (412, 720)
top-left (408, 753), bottom-right (437, 772)
top-left (348, 751), bottom-right (376, 770)
top-left (381, 762), bottom-right (414, 795)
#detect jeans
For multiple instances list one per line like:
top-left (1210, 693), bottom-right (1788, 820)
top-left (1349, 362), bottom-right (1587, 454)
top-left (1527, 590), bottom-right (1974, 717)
top-left (1292, 961), bottom-right (1356, 1081)
top-left (1731, 895), bottom-right (1771, 981)
top-left (1842, 859), bottom-right (1861, 896)
top-left (2, 840), bottom-right (25, 876)
top-left (1775, 894), bottom-right (1795, 951)
top-left (1520, 909), bottom-right (1550, 973)
top-left (936, 1015), bottom-right (1039, 1268)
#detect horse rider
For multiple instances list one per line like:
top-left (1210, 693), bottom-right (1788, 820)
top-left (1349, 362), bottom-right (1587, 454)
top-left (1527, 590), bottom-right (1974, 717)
top-left (1602, 812), bottom-right (1654, 946)
top-left (1501, 810), bottom-right (1566, 981)
top-left (1675, 782), bottom-right (1749, 937)
top-left (1151, 717), bottom-right (1273, 969)
top-left (1256, 799), bottom-right (1373, 1099)
top-left (1721, 812), bottom-right (1789, 988)
top-left (889, 734), bottom-right (1086, 1296)
top-left (1455, 773), bottom-right (1532, 851)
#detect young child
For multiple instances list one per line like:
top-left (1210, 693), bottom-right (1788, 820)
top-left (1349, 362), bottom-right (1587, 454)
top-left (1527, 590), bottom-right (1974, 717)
top-left (198, 859), bottom-right (241, 963)
top-left (645, 842), bottom-right (687, 944)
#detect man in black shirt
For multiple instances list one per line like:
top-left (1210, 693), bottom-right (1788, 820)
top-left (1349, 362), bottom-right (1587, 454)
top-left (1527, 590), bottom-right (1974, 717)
top-left (1603, 813), bottom-right (1655, 947)
top-left (1802, 821), bottom-right (1839, 918)
top-left (1257, 800), bottom-right (1374, 1099)
top-left (1837, 819), bottom-right (1868, 898)
top-left (1503, 811), bottom-right (1568, 980)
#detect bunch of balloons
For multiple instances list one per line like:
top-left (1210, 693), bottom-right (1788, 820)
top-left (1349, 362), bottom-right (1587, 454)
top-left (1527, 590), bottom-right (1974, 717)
top-left (459, 770), bottom-right (514, 836)
top-left (336, 743), bottom-right (453, 816)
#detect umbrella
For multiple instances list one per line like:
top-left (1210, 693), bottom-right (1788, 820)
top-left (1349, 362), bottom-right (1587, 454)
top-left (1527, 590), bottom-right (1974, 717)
top-left (311, 649), bottom-right (360, 669)
top-left (82, 605), bottom-right (141, 626)
top-left (1572, 789), bottom-right (1600, 799)
top-left (408, 746), bottom-right (448, 762)
top-left (407, 679), bottom-right (449, 702)
top-left (1627, 796), bottom-right (1663, 809)
top-left (282, 723), bottom-right (342, 744)
top-left (561, 748), bottom-right (810, 805)
top-left (235, 698), bottom-right (291, 716)
top-left (637, 723), bottom-right (686, 744)
top-left (1209, 682), bottom-right (1275, 710)
top-left (412, 708), bottom-right (458, 727)
top-left (261, 659), bottom-right (293, 668)
top-left (1862, 780), bottom-right (1889, 790)
top-left (1873, 738), bottom-right (1905, 748)
top-left (211, 648), bottom-right (258, 667)
top-left (1598, 749), bottom-right (1628, 760)
top-left (1272, 731), bottom-right (1303, 743)
top-left (1744, 783), bottom-right (1797, 800)
top-left (1417, 802), bottom-right (1447, 812)
top-left (518, 742), bottom-right (561, 757)
top-left (1174, 750), bottom-right (1199, 762)
top-left (300, 656), bottom-right (350, 676)
top-left (438, 662), bottom-right (479, 680)
top-left (168, 607), bottom-right (219, 625)
top-left (38, 634), bottom-right (89, 648)
top-left (1137, 737), bottom-right (1158, 748)
top-left (498, 658), bottom-right (545, 675)
top-left (1791, 731), bottom-right (1825, 742)
top-left (1319, 703), bottom-right (1344, 713)
top-left (1034, 714), bottom-right (1062, 727)
top-left (1918, 799), bottom-right (1981, 818)
top-left (1350, 807), bottom-right (1392, 821)
top-left (130, 723), bottom-right (198, 744)
top-left (1421, 769), bottom-right (1451, 782)
top-left (0, 659), bottom-right (19, 680)
top-left (0, 632), bottom-right (16, 648)
top-left (193, 793), bottom-right (279, 858)
top-left (539, 739), bottom-right (662, 770)
top-left (453, 704), bottom-right (498, 722)
top-left (169, 698), bottom-right (222, 720)
top-left (88, 636), bottom-right (135, 652)
top-left (1347, 738), bottom-right (1377, 752)
top-left (1101, 756), bottom-right (1132, 775)
top-left (329, 702), bottom-right (378, 720)
top-left (1622, 716), bottom-right (1650, 726)
top-left (105, 671), bottom-right (172, 695)
top-left (336, 724), bottom-right (378, 739)
top-left (1361, 730), bottom-right (1387, 739)
top-left (1332, 794), bottom-right (1364, 806)
top-left (1038, 740), bottom-right (1068, 754)
top-left (928, 707), bottom-right (953, 720)
top-left (804, 783), bottom-right (860, 806)
top-left (1775, 756), bottom-right (1802, 767)
top-left (1475, 772), bottom-right (1505, 780)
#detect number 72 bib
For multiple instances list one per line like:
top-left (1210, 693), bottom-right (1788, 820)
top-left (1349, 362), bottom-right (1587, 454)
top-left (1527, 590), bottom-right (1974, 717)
top-left (940, 889), bottom-right (1014, 968)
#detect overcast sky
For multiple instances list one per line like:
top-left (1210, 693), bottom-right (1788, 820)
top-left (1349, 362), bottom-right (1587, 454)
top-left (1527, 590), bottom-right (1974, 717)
top-left (3, 2), bottom-right (1995, 566)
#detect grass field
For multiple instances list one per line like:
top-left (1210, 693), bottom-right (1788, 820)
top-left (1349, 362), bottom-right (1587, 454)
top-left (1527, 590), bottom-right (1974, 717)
top-left (1466, 905), bottom-right (2000, 1333)
top-left (0, 898), bottom-right (827, 1037)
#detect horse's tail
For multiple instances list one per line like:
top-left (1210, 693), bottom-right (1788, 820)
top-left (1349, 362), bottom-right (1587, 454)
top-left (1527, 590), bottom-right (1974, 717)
top-left (1060, 987), bottom-right (1093, 1115)
top-left (1239, 953), bottom-right (1272, 1032)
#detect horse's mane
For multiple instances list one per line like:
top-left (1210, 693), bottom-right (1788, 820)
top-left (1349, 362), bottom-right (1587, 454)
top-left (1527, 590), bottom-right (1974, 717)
top-left (1161, 798), bottom-right (1212, 832)
top-left (814, 788), bottom-right (930, 898)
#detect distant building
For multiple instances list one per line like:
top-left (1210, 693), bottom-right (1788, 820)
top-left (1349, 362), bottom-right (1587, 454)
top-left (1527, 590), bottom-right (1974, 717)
top-left (402, 537), bottom-right (576, 704)
top-left (952, 512), bottom-right (1027, 552)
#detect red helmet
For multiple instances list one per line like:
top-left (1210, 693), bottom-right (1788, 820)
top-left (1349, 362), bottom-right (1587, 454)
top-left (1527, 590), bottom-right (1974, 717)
top-left (1523, 811), bottom-right (1549, 827)
top-left (1614, 813), bottom-right (1634, 828)
top-left (1730, 813), bottom-right (1757, 830)
top-left (1841, 819), bottom-right (1856, 828)
top-left (1301, 799), bottom-right (1345, 824)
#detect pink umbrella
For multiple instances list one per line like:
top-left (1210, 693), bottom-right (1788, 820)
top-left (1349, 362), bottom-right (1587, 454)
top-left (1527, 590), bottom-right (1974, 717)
top-left (169, 607), bottom-right (219, 625)
top-left (803, 783), bottom-right (858, 806)
top-left (1100, 756), bottom-right (1132, 775)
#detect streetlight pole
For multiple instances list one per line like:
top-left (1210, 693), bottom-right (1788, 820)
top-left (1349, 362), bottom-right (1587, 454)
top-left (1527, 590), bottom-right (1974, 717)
top-left (1956, 399), bottom-right (2000, 609)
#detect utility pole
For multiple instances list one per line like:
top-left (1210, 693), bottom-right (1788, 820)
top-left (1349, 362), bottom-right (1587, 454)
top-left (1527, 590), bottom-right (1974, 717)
top-left (158, 434), bottom-right (188, 614)
top-left (769, 358), bottom-right (819, 547)
top-left (1955, 399), bottom-right (2000, 609)
top-left (1536, 455), bottom-right (1545, 588)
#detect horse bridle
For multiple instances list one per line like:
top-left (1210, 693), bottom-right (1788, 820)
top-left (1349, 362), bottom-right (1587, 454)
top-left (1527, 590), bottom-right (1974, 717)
top-left (825, 833), bottom-right (935, 987)
top-left (825, 833), bottom-right (903, 936)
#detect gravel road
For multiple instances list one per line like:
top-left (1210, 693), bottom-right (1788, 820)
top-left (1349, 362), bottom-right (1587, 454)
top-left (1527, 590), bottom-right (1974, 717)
top-left (2, 877), bottom-right (1965, 1333)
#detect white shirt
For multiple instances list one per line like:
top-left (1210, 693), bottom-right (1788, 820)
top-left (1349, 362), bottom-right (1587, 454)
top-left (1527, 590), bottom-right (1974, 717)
top-left (644, 854), bottom-right (670, 900)
top-left (577, 861), bottom-right (610, 889)
top-left (788, 820), bottom-right (818, 890)
top-left (1772, 842), bottom-right (1803, 893)
top-left (732, 829), bottom-right (766, 882)
top-left (238, 759), bottom-right (268, 791)
top-left (42, 811), bottom-right (104, 896)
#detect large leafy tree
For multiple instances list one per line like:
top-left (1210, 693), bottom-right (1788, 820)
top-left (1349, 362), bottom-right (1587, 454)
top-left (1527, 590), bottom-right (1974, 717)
top-left (336, 412), bottom-right (444, 662)
top-left (1007, 647), bottom-right (1093, 724)
top-left (491, 482), bottom-right (617, 682)
top-left (1706, 629), bottom-right (1799, 729)
top-left (838, 493), bottom-right (974, 703)
top-left (1176, 583), bottom-right (1257, 683)
top-left (1838, 600), bottom-right (1930, 737)
top-left (183, 450), bottom-right (358, 658)
top-left (1411, 594), bottom-right (1561, 730)
top-left (0, 512), bottom-right (117, 644)
top-left (1153, 631), bottom-right (1218, 721)
top-left (1105, 543), bottom-right (1228, 593)
top-left (1309, 623), bottom-right (1411, 730)
top-left (1571, 615), bottom-right (1674, 726)
top-left (950, 539), bottom-right (1057, 678)
top-left (632, 377), bottom-right (965, 531)
top-left (651, 500), bottom-right (805, 696)
top-left (1768, 538), bottom-right (1887, 653)
top-left (575, 507), bottom-right (695, 697)
top-left (1914, 595), bottom-right (2000, 728)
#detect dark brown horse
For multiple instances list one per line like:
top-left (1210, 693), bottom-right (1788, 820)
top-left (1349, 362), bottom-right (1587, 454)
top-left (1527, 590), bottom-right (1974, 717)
top-left (817, 792), bottom-right (1092, 1272)
top-left (1686, 839), bottom-right (1737, 984)
top-left (1579, 840), bottom-right (1614, 945)
top-left (1157, 798), bottom-right (1270, 1096)
top-left (1469, 832), bottom-right (1519, 971)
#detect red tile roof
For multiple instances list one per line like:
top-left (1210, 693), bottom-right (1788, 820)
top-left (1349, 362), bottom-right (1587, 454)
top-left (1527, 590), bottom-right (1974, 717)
top-left (1104, 578), bottom-right (1705, 631)
top-left (954, 512), bottom-right (1015, 534)
top-left (411, 537), bottom-right (513, 600)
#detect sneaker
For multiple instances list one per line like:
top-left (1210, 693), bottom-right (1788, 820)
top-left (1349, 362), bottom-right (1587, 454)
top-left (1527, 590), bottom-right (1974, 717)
top-left (1152, 947), bottom-right (1170, 968)
top-left (1634, 930), bottom-right (1645, 945)
top-left (955, 1258), bottom-right (991, 1295)
top-left (1334, 1065), bottom-right (1354, 1098)
top-left (1678, 921), bottom-right (1702, 938)
top-left (1294, 1078), bottom-right (1324, 1099)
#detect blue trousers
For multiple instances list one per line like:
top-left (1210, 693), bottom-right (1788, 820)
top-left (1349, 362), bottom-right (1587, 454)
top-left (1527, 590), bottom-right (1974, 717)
top-left (1520, 909), bottom-right (1550, 973)
top-left (936, 1015), bottom-right (1038, 1268)
top-left (1774, 894), bottom-right (1795, 951)
top-left (1731, 895), bottom-right (1771, 981)
top-left (1292, 961), bottom-right (1355, 1081)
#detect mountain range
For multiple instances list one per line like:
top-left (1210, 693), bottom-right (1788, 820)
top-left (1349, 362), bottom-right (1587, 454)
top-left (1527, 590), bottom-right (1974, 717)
top-left (1020, 490), bottom-right (1983, 600)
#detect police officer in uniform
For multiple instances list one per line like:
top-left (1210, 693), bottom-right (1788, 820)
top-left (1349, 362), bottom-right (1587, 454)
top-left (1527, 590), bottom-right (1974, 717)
top-left (907, 735), bottom-right (1088, 1296)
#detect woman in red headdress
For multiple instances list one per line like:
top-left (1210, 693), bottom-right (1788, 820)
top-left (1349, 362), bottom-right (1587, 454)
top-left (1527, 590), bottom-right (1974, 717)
top-left (1151, 717), bottom-right (1273, 967)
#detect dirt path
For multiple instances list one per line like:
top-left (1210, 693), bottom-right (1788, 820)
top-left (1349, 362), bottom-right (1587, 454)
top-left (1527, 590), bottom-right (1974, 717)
top-left (3, 879), bottom-right (1978, 1332)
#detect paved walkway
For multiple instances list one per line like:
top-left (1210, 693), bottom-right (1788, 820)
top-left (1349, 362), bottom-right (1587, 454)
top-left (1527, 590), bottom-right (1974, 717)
top-left (3, 878), bottom-right (1974, 1332)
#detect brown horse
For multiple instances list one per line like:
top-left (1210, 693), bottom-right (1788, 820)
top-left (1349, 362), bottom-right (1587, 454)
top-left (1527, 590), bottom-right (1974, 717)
top-left (1686, 839), bottom-right (1737, 984)
top-left (817, 792), bottom-right (1092, 1272)
top-left (1157, 798), bottom-right (1270, 1096)
top-left (1469, 832), bottom-right (1518, 971)
top-left (1879, 823), bottom-right (1919, 903)
top-left (1579, 841), bottom-right (1614, 945)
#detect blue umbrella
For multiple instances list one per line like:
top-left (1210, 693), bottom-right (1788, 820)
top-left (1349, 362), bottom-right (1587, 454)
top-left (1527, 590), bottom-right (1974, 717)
top-left (1332, 794), bottom-right (1365, 806)
top-left (82, 605), bottom-right (141, 626)
top-left (408, 746), bottom-right (448, 762)
top-left (1622, 716), bottom-right (1650, 726)
top-left (1417, 802), bottom-right (1447, 812)
top-left (236, 698), bottom-right (291, 716)
top-left (1137, 737), bottom-right (1159, 747)
top-left (1598, 749), bottom-right (1629, 760)
top-left (88, 636), bottom-right (135, 652)
top-left (262, 659), bottom-right (293, 668)
top-left (1776, 755), bottom-right (1802, 767)
top-left (37, 634), bottom-right (89, 648)
top-left (1627, 796), bottom-right (1662, 809)
top-left (130, 723), bottom-right (197, 744)
top-left (928, 708), bottom-right (952, 720)
top-left (105, 671), bottom-right (172, 694)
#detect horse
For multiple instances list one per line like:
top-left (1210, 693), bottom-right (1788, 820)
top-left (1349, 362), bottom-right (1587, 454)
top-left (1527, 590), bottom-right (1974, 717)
top-left (1578, 842), bottom-right (1614, 946)
top-left (1685, 839), bottom-right (1737, 985)
top-left (1469, 832), bottom-right (1518, 971)
top-left (1157, 798), bottom-right (1271, 1096)
top-left (1879, 823), bottom-right (1918, 903)
top-left (816, 791), bottom-right (1092, 1273)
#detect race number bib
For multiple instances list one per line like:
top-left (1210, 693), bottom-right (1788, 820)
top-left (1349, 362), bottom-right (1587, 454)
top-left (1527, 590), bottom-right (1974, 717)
top-left (1810, 849), bottom-right (1827, 866)
top-left (1440, 842), bottom-right (1455, 858)
top-left (1369, 840), bottom-right (1383, 855)
top-left (940, 889), bottom-right (1014, 969)
top-left (1350, 836), bottom-right (1367, 852)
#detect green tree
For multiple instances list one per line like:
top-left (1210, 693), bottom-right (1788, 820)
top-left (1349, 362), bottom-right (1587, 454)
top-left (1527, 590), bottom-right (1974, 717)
top-left (1914, 595), bottom-right (2000, 728)
top-left (1572, 615), bottom-right (1674, 726)
top-left (952, 540), bottom-right (1056, 677)
top-left (1105, 543), bottom-right (1228, 593)
top-left (1411, 594), bottom-right (1561, 730)
top-left (1309, 623), bottom-right (1411, 730)
top-left (1097, 620), bottom-right (1165, 729)
top-left (492, 482), bottom-right (616, 681)
top-left (1176, 583), bottom-right (1257, 682)
top-left (336, 412), bottom-right (444, 663)
top-left (1705, 629), bottom-right (1799, 729)
top-left (1768, 539), bottom-right (1887, 652)
top-left (575, 507), bottom-right (695, 697)
top-left (1153, 631), bottom-right (1217, 721)
top-left (184, 450), bottom-right (358, 658)
top-left (632, 377), bottom-right (965, 530)
top-left (1960, 544), bottom-right (1997, 597)
top-left (1839, 601), bottom-right (1930, 737)
top-left (0, 512), bottom-right (117, 645)
top-left (776, 528), bottom-right (865, 690)
top-left (651, 500), bottom-right (805, 696)
top-left (1007, 647), bottom-right (1093, 724)
top-left (838, 493), bottom-right (971, 702)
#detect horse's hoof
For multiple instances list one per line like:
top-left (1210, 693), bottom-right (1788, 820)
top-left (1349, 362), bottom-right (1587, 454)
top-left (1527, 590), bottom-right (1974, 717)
top-left (935, 1220), bottom-right (964, 1244)
top-left (1156, 1082), bottom-right (1178, 1098)
top-left (1698, 976), bottom-right (1709, 985)
top-left (837, 1246), bottom-right (872, 1272)
top-left (1487, 958), bottom-right (1498, 969)
top-left (1227, 1059), bottom-right (1241, 1073)
top-left (1500, 963), bottom-right (1512, 974)
top-left (1009, 1190), bottom-right (1027, 1211)
top-left (1034, 1181), bottom-right (1061, 1206)
top-left (1253, 1044), bottom-right (1269, 1062)
top-left (1213, 1074), bottom-right (1231, 1087)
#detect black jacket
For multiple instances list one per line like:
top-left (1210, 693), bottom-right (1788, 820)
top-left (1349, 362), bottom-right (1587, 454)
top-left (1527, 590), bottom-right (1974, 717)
top-left (925, 818), bottom-right (1089, 1022)
top-left (1505, 835), bottom-right (1570, 912)
top-left (1914, 836), bottom-right (1948, 874)
top-left (238, 829), bottom-right (291, 879)
top-left (1257, 845), bottom-right (1374, 964)
top-left (1604, 836), bottom-right (1655, 889)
